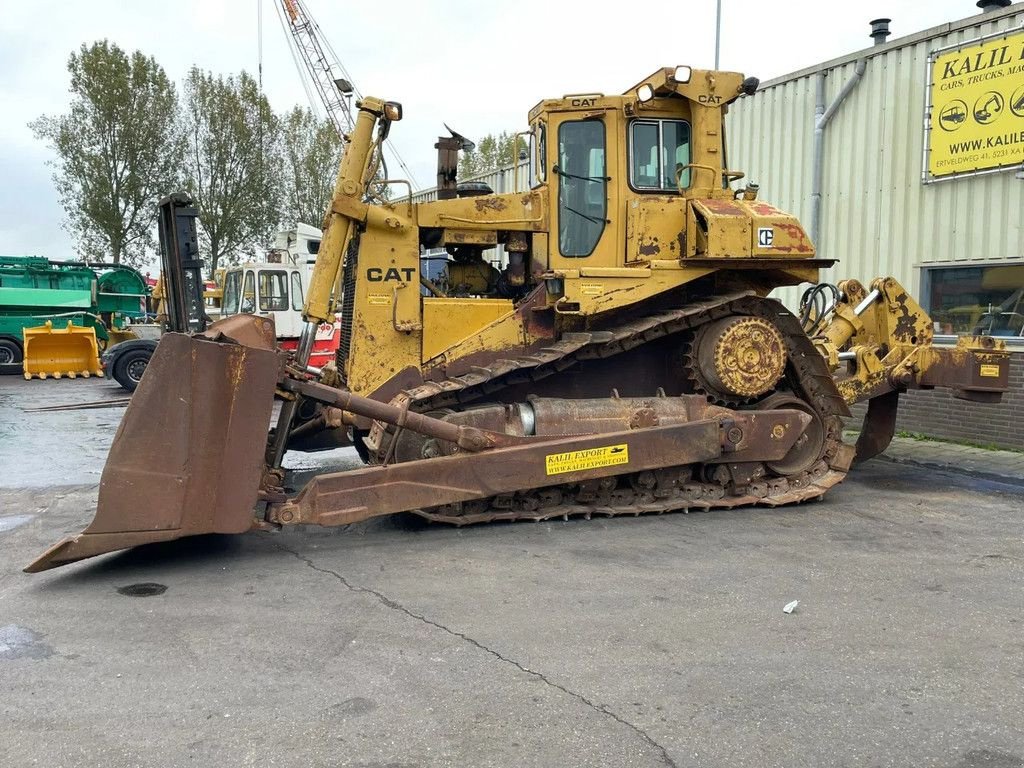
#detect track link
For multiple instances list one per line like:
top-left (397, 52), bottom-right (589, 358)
top-left (370, 293), bottom-right (853, 524)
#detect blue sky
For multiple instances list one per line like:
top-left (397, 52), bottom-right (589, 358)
top-left (0, 0), bottom-right (983, 263)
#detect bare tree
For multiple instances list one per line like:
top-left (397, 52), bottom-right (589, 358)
top-left (30, 40), bottom-right (183, 265)
top-left (182, 68), bottom-right (282, 275)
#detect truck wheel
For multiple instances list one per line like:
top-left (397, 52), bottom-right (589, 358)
top-left (0, 337), bottom-right (23, 374)
top-left (113, 348), bottom-right (152, 392)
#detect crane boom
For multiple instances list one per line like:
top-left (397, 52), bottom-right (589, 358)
top-left (275, 0), bottom-right (419, 188)
top-left (278, 0), bottom-right (355, 136)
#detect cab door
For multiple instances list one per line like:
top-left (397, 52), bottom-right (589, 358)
top-left (255, 268), bottom-right (298, 337)
top-left (220, 269), bottom-right (243, 316)
top-left (548, 112), bottom-right (621, 271)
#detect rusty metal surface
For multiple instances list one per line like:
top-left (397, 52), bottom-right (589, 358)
top-left (25, 332), bottom-right (279, 572)
top-left (362, 294), bottom-right (851, 526)
top-left (200, 313), bottom-right (278, 351)
top-left (854, 391), bottom-right (900, 465)
top-left (267, 409), bottom-right (812, 528)
top-left (693, 315), bottom-right (787, 400)
top-left (756, 393), bottom-right (826, 475)
top-left (377, 293), bottom-right (848, 433)
top-left (25, 293), bottom-right (856, 571)
top-left (281, 378), bottom-right (525, 453)
top-left (917, 338), bottom-right (1010, 400)
top-left (437, 396), bottom-right (726, 437)
top-left (817, 277), bottom-right (1010, 409)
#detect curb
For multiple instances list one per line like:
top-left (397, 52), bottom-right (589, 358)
top-left (871, 452), bottom-right (1024, 489)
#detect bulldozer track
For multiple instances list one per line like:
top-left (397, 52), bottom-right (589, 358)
top-left (372, 292), bottom-right (852, 524)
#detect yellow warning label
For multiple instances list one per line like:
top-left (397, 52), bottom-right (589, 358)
top-left (368, 294), bottom-right (391, 306)
top-left (545, 444), bottom-right (629, 476)
top-left (580, 283), bottom-right (603, 296)
top-left (979, 363), bottom-right (1001, 377)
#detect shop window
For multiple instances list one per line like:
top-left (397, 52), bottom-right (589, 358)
top-left (924, 264), bottom-right (1024, 338)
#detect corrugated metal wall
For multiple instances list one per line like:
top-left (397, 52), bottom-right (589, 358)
top-left (408, 161), bottom-right (531, 272)
top-left (727, 5), bottom-right (1024, 310)
top-left (409, 160), bottom-right (530, 204)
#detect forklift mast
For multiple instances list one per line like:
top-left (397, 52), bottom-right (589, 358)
top-left (157, 193), bottom-right (208, 333)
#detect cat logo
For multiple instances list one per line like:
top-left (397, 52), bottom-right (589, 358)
top-left (757, 227), bottom-right (774, 248)
top-left (367, 267), bottom-right (415, 282)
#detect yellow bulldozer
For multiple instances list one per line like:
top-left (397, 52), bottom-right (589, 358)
top-left (27, 66), bottom-right (1009, 573)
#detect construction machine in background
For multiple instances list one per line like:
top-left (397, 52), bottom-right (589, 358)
top-left (219, 223), bottom-right (343, 370)
top-left (98, 195), bottom-right (211, 391)
top-left (0, 256), bottom-right (148, 379)
top-left (27, 66), bottom-right (1010, 573)
top-left (104, 218), bottom-right (336, 392)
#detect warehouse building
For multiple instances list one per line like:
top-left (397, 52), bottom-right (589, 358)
top-left (727, 1), bottom-right (1024, 450)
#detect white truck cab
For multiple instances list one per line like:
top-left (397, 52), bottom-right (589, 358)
top-left (220, 224), bottom-right (341, 367)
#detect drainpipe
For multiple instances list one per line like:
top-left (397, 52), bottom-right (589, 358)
top-left (811, 59), bottom-right (867, 250)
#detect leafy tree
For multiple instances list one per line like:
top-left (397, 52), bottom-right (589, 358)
top-left (280, 106), bottom-right (343, 227)
top-left (459, 131), bottom-right (527, 180)
top-left (30, 41), bottom-right (183, 265)
top-left (182, 68), bottom-right (282, 274)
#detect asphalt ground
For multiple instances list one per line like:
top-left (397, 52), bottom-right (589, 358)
top-left (1, 376), bottom-right (1023, 768)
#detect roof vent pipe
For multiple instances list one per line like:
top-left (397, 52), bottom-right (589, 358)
top-left (977, 0), bottom-right (1010, 12)
top-left (811, 60), bottom-right (867, 251)
top-left (869, 18), bottom-right (891, 45)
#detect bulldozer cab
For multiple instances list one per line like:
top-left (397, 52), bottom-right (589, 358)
top-left (339, 68), bottom-right (817, 397)
top-left (527, 66), bottom-right (756, 274)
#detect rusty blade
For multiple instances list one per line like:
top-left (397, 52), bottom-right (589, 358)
top-left (854, 390), bottom-right (899, 464)
top-left (25, 330), bottom-right (280, 572)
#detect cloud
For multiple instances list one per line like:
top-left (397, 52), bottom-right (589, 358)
top-left (2, 0), bottom-right (979, 258)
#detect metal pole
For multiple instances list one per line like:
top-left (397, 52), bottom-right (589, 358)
top-left (268, 320), bottom-right (319, 468)
top-left (714, 0), bottom-right (722, 69)
top-left (853, 288), bottom-right (882, 316)
top-left (810, 60), bottom-right (866, 249)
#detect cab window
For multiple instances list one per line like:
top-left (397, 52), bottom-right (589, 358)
top-left (241, 271), bottom-right (255, 313)
top-left (258, 270), bottom-right (289, 312)
top-left (222, 270), bottom-right (241, 314)
top-left (557, 119), bottom-right (607, 258)
top-left (630, 119), bottom-right (691, 191)
top-left (290, 271), bottom-right (303, 311)
top-left (530, 121), bottom-right (547, 188)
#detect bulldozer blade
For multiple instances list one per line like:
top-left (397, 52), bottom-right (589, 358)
top-left (25, 327), bottom-right (280, 573)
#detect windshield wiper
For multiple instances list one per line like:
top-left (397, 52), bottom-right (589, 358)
top-left (564, 205), bottom-right (608, 225)
top-left (552, 165), bottom-right (610, 183)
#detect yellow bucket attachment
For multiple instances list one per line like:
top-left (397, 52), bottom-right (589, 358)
top-left (22, 321), bottom-right (103, 380)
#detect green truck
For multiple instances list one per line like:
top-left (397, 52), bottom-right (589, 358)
top-left (0, 255), bottom-right (148, 373)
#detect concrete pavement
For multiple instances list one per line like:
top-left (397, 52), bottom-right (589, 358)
top-left (2, 376), bottom-right (1023, 767)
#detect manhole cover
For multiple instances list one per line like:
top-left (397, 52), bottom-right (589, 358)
top-left (117, 582), bottom-right (167, 597)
